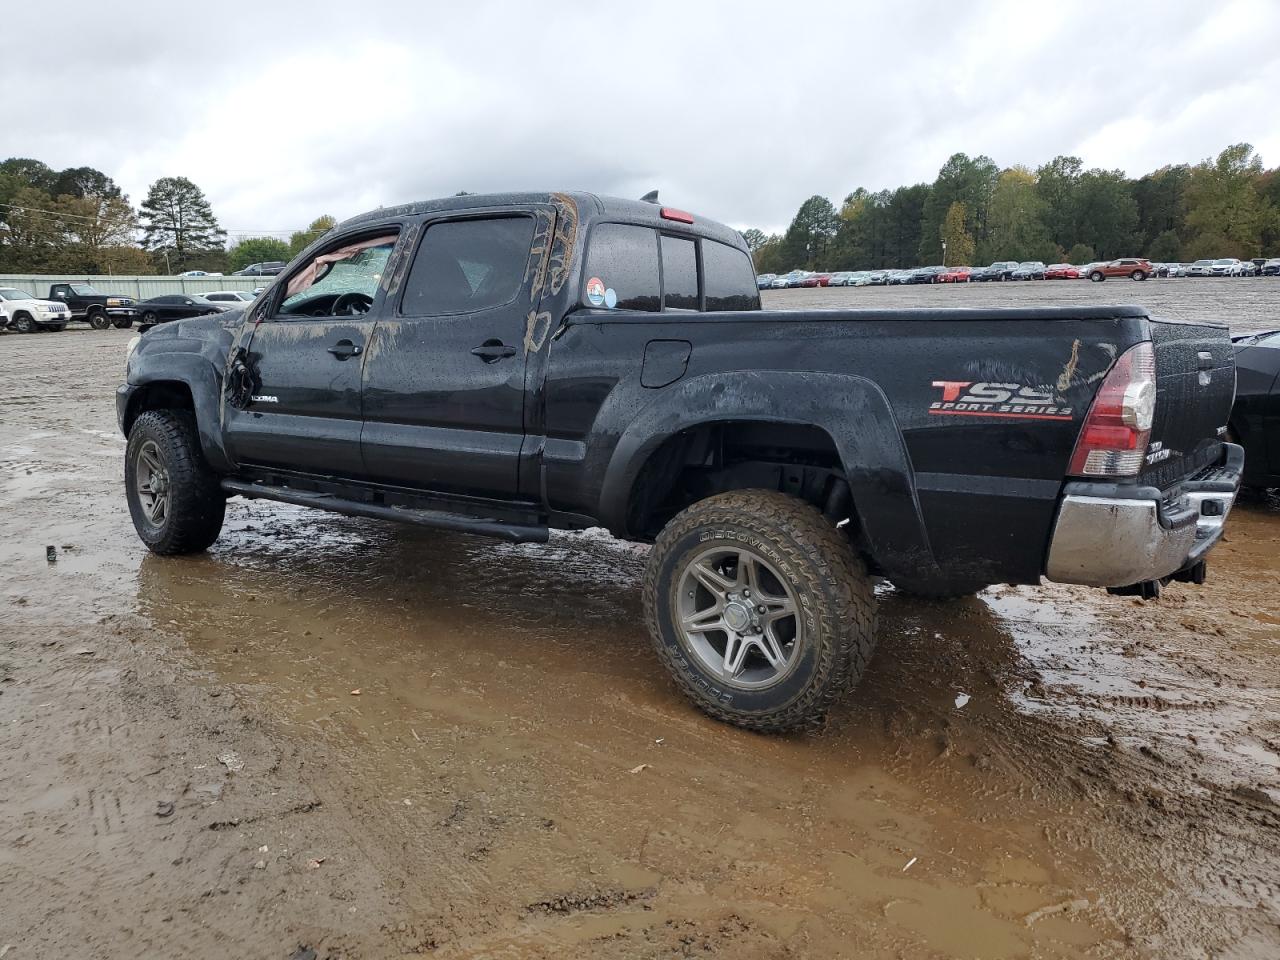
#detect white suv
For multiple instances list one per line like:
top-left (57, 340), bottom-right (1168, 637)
top-left (1209, 258), bottom-right (1244, 277)
top-left (0, 287), bottom-right (72, 333)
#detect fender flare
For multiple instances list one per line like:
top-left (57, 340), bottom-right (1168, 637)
top-left (597, 370), bottom-right (942, 584)
top-left (127, 353), bottom-right (233, 473)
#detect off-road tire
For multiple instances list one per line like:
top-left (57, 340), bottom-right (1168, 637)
top-left (125, 409), bottom-right (225, 555)
top-left (12, 312), bottom-right (36, 333)
top-left (113, 318), bottom-right (133, 329)
top-left (643, 489), bottom-right (877, 733)
top-left (1090, 271), bottom-right (1105, 282)
top-left (88, 309), bottom-right (111, 330)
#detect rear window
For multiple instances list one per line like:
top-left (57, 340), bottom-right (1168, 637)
top-left (582, 223), bottom-right (660, 311)
top-left (401, 216), bottom-right (534, 316)
top-left (661, 235), bottom-right (698, 310)
top-left (704, 240), bottom-right (760, 312)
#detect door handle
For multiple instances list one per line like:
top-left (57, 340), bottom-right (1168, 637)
top-left (327, 339), bottom-right (362, 360)
top-left (471, 340), bottom-right (517, 362)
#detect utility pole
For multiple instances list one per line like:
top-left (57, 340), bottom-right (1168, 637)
top-left (942, 240), bottom-right (948, 268)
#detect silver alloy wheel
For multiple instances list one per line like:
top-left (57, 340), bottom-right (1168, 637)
top-left (674, 545), bottom-right (802, 689)
top-left (134, 439), bottom-right (170, 526)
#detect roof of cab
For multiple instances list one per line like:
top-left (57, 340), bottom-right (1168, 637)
top-left (336, 191), bottom-right (746, 250)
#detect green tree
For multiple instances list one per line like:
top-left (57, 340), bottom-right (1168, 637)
top-left (1075, 169), bottom-right (1138, 259)
top-left (1066, 243), bottom-right (1095, 264)
top-left (918, 153), bottom-right (998, 262)
top-left (780, 195), bottom-right (839, 268)
top-left (289, 214), bottom-right (337, 257)
top-left (739, 228), bottom-right (768, 252)
top-left (1133, 164), bottom-right (1190, 252)
top-left (940, 201), bottom-right (974, 266)
top-left (1146, 229), bottom-right (1183, 263)
top-left (228, 236), bottom-right (291, 272)
top-left (751, 234), bottom-right (786, 274)
top-left (139, 176), bottom-right (226, 270)
top-left (1034, 156), bottom-right (1083, 250)
top-left (1184, 143), bottom-right (1268, 258)
top-left (982, 167), bottom-right (1050, 263)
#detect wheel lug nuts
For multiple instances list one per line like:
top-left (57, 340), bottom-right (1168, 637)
top-left (757, 605), bottom-right (766, 614)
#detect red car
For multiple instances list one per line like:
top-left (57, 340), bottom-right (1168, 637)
top-left (1044, 263), bottom-right (1080, 279)
top-left (937, 266), bottom-right (972, 283)
top-left (797, 273), bottom-right (825, 288)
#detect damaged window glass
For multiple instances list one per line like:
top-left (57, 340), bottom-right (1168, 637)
top-left (278, 233), bottom-right (398, 318)
top-left (400, 217), bottom-right (535, 316)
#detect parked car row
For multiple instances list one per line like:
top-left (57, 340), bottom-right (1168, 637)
top-left (758, 256), bottom-right (1280, 289)
top-left (1, 287), bottom-right (261, 334)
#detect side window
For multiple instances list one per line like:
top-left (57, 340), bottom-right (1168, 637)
top-left (582, 223), bottom-right (660, 312)
top-left (704, 240), bottom-right (762, 312)
top-left (661, 235), bottom-right (699, 310)
top-left (400, 216), bottom-right (535, 316)
top-left (278, 232), bottom-right (399, 317)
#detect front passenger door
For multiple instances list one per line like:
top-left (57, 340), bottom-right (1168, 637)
top-left (222, 230), bottom-right (401, 479)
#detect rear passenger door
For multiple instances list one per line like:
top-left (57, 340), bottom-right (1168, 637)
top-left (360, 210), bottom-right (546, 499)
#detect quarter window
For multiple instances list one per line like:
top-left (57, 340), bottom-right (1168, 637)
top-left (582, 223), bottom-right (660, 312)
top-left (401, 216), bottom-right (535, 316)
top-left (661, 235), bottom-right (699, 310)
top-left (704, 240), bottom-right (761, 312)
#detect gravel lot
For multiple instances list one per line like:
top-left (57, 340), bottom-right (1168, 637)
top-left (763, 275), bottom-right (1280, 334)
top-left (2, 281), bottom-right (1278, 958)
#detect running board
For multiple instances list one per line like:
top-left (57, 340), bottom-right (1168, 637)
top-left (220, 479), bottom-right (549, 544)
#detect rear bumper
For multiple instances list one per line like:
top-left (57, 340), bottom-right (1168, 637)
top-left (1045, 443), bottom-right (1243, 588)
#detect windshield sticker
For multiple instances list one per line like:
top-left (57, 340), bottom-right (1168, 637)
top-left (604, 288), bottom-right (618, 309)
top-left (585, 277), bottom-right (606, 307)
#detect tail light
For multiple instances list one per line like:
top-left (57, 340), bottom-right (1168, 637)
top-left (1067, 341), bottom-right (1156, 477)
top-left (660, 207), bottom-right (694, 224)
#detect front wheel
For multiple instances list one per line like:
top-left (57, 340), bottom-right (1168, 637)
top-left (141, 311), bottom-right (157, 325)
top-left (125, 409), bottom-right (226, 555)
top-left (113, 318), bottom-right (133, 329)
top-left (643, 490), bottom-right (877, 733)
top-left (88, 310), bottom-right (111, 330)
top-left (1090, 271), bottom-right (1105, 282)
top-left (11, 314), bottom-right (36, 334)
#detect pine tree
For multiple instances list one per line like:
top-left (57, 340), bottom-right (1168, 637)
top-left (139, 176), bottom-right (226, 270)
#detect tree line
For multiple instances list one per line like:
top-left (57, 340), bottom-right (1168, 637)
top-left (746, 143), bottom-right (1280, 274)
top-left (0, 157), bottom-right (334, 275)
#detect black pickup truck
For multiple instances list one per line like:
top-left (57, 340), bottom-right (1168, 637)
top-left (117, 191), bottom-right (1242, 732)
top-left (47, 283), bottom-right (138, 329)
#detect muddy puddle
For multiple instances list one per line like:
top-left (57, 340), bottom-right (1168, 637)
top-left (3, 329), bottom-right (1279, 958)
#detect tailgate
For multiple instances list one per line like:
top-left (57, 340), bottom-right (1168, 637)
top-left (1141, 319), bottom-right (1235, 488)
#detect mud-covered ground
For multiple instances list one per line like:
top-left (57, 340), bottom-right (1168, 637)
top-left (2, 286), bottom-right (1279, 959)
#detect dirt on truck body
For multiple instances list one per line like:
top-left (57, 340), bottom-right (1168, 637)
top-left (3, 329), bottom-right (1279, 954)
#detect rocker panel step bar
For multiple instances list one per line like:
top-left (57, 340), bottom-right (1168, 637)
top-left (220, 479), bottom-right (549, 544)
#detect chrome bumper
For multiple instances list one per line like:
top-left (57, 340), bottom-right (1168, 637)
top-left (1045, 444), bottom-right (1243, 588)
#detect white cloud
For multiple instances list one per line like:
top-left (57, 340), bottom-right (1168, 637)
top-left (4, 0), bottom-right (1278, 237)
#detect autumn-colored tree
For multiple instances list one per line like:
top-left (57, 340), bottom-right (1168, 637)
top-left (940, 202), bottom-right (974, 266)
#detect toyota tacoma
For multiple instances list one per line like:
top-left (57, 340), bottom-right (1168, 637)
top-left (116, 192), bottom-right (1243, 731)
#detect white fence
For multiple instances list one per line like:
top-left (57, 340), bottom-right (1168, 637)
top-left (0, 274), bottom-right (270, 298)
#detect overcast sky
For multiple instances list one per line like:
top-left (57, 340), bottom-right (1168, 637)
top-left (5, 1), bottom-right (1279, 237)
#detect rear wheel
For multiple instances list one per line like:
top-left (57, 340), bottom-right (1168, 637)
top-left (643, 490), bottom-right (877, 733)
top-left (125, 409), bottom-right (225, 555)
top-left (88, 309), bottom-right (111, 330)
top-left (1130, 270), bottom-right (1147, 281)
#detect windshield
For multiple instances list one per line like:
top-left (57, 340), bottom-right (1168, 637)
top-left (0, 288), bottom-right (35, 300)
top-left (280, 234), bottom-right (397, 315)
top-left (1213, 259), bottom-right (1234, 265)
top-left (69, 283), bottom-right (101, 295)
